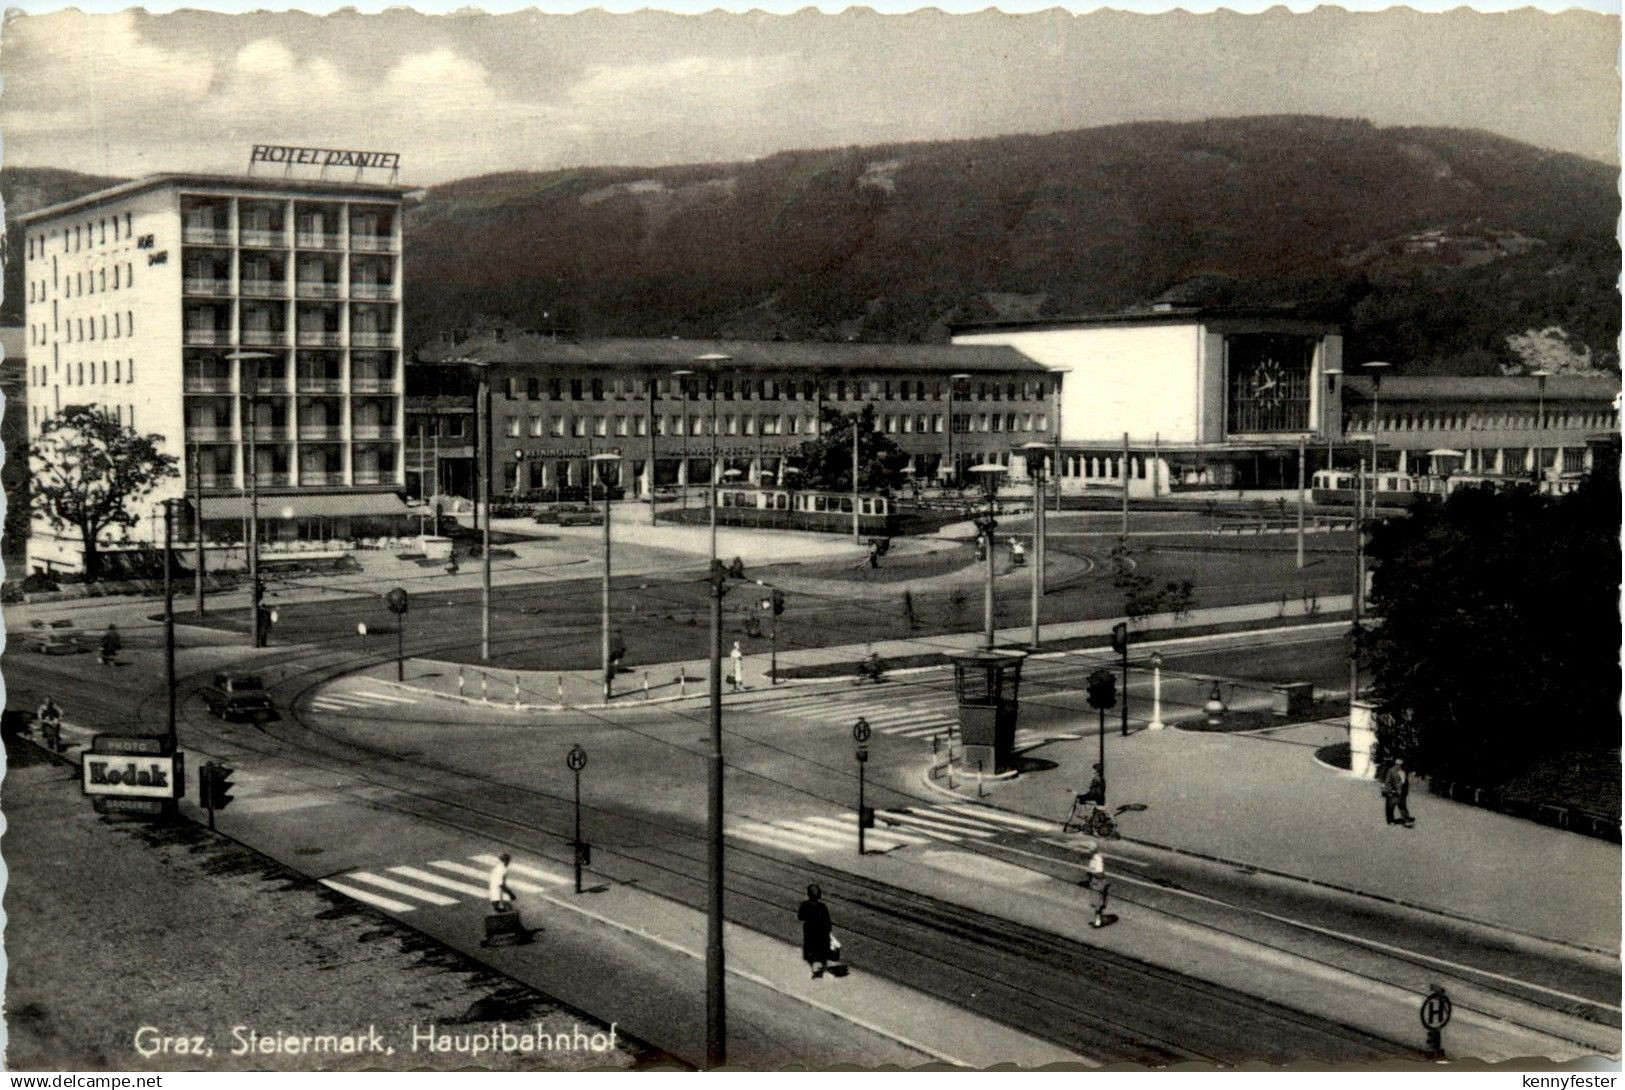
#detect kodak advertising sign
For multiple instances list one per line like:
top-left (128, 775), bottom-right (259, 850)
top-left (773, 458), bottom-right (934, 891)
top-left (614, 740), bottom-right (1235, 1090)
top-left (82, 754), bottom-right (182, 799)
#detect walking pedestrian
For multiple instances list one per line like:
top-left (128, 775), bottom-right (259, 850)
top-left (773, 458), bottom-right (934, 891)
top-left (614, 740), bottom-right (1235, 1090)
top-left (868, 540), bottom-right (880, 569)
top-left (99, 623), bottom-right (122, 665)
top-left (482, 852), bottom-right (533, 945)
top-left (797, 883), bottom-right (833, 978)
top-left (1086, 848), bottom-right (1111, 928)
top-left (35, 696), bottom-right (63, 752)
top-left (488, 852), bottom-right (517, 910)
top-left (730, 641), bottom-right (744, 691)
top-left (1383, 758), bottom-right (1415, 827)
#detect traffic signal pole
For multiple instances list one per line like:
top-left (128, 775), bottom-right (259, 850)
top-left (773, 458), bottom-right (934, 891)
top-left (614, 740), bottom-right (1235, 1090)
top-left (163, 500), bottom-right (176, 748)
top-left (706, 565), bottom-right (727, 1068)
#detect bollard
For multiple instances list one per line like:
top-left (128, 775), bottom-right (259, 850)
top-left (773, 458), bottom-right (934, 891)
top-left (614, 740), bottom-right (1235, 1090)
top-left (458, 666), bottom-right (466, 700)
top-left (558, 675), bottom-right (565, 704)
top-left (947, 743), bottom-right (957, 790)
top-left (481, 672), bottom-right (489, 704)
top-left (679, 670), bottom-right (687, 698)
top-left (643, 671), bottom-right (650, 700)
top-left (514, 675), bottom-right (521, 708)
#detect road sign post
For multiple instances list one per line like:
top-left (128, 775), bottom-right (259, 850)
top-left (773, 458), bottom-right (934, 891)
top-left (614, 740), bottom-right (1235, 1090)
top-left (567, 744), bottom-right (589, 894)
top-left (1420, 986), bottom-right (1452, 1059)
top-left (385, 587), bottom-right (409, 681)
top-left (853, 717), bottom-right (872, 854)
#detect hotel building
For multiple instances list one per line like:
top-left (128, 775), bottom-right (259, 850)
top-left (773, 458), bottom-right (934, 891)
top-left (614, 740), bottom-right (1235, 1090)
top-left (20, 173), bottom-right (410, 572)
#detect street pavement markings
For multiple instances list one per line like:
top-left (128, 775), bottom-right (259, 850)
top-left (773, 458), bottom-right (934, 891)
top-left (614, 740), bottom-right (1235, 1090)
top-left (730, 803), bottom-right (1061, 856)
top-left (760, 691), bottom-right (958, 737)
top-left (316, 854), bottom-right (571, 913)
top-left (309, 688), bottom-right (420, 712)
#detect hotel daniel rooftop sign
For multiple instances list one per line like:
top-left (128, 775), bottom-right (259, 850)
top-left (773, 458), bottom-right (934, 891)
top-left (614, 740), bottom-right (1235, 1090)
top-left (248, 144), bottom-right (402, 181)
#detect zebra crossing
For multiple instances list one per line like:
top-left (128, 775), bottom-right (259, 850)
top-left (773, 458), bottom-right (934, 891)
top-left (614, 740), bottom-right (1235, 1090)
top-left (319, 853), bottom-right (570, 914)
top-left (730, 802), bottom-right (1059, 857)
top-left (308, 686), bottom-right (421, 714)
top-left (756, 690), bottom-right (1082, 752)
top-left (758, 690), bottom-right (957, 738)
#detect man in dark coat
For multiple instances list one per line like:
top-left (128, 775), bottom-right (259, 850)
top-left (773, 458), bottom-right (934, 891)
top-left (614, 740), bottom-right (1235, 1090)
top-left (1383, 758), bottom-right (1415, 826)
top-left (797, 883), bottom-right (833, 978)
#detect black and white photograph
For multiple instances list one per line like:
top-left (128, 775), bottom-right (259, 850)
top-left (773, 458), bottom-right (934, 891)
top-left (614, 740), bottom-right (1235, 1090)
top-left (0, 3), bottom-right (1618, 1077)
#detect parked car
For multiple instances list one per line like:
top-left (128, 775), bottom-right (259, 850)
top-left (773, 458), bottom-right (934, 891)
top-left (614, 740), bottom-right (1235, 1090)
top-left (22, 629), bottom-right (87, 655)
top-left (535, 504), bottom-right (603, 527)
top-left (201, 673), bottom-right (276, 722)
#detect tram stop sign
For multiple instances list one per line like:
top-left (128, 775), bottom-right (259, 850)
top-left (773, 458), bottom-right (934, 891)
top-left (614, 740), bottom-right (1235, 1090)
top-left (852, 717), bottom-right (872, 744)
top-left (1420, 988), bottom-right (1452, 1031)
top-left (385, 587), bottom-right (409, 615)
top-left (566, 745), bottom-right (588, 772)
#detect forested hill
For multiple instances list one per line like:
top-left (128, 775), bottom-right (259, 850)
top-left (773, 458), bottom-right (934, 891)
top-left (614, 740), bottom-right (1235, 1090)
top-left (7, 116), bottom-right (1618, 374)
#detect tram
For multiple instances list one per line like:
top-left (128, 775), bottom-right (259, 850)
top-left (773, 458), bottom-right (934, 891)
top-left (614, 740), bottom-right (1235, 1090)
top-left (711, 487), bottom-right (897, 535)
top-left (1311, 469), bottom-right (1583, 506)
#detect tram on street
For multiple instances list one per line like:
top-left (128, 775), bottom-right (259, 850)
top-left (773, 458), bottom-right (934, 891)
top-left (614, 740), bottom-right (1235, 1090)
top-left (712, 487), bottom-right (898, 535)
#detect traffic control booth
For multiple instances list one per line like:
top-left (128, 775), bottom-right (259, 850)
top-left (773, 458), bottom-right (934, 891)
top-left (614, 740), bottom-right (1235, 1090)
top-left (950, 650), bottom-right (1026, 773)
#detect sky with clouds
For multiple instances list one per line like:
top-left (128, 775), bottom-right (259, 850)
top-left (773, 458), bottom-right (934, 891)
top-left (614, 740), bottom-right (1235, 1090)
top-left (2, 8), bottom-right (1617, 185)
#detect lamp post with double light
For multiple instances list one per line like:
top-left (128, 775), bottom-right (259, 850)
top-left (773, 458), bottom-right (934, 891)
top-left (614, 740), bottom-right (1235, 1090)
top-left (224, 349), bottom-right (274, 647)
top-left (1022, 441), bottom-right (1050, 648)
top-left (588, 451), bottom-right (621, 702)
top-left (968, 463), bottom-right (1007, 650)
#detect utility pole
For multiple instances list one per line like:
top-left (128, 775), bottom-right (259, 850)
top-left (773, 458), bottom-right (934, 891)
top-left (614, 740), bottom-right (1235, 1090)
top-left (1296, 434), bottom-right (1307, 569)
top-left (1120, 431), bottom-right (1130, 545)
top-left (851, 412), bottom-right (861, 542)
top-left (163, 500), bottom-right (176, 747)
top-left (191, 447), bottom-right (205, 615)
top-left (706, 562), bottom-right (727, 1068)
top-left (648, 371), bottom-right (659, 527)
top-left (590, 452), bottom-right (619, 702)
top-left (1351, 454), bottom-right (1366, 704)
top-left (431, 421), bottom-right (441, 537)
top-left (478, 372), bottom-right (491, 662)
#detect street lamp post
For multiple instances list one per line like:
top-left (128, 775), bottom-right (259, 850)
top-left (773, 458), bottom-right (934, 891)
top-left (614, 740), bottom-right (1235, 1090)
top-left (1322, 367), bottom-right (1343, 474)
top-left (225, 350), bottom-right (274, 648)
top-left (1147, 651), bottom-right (1166, 731)
top-left (589, 452), bottom-right (621, 702)
top-left (947, 372), bottom-right (970, 493)
top-left (1357, 362), bottom-right (1390, 621)
top-left (191, 447), bottom-right (206, 616)
top-left (968, 463), bottom-right (1007, 650)
top-left (162, 499), bottom-right (177, 746)
top-left (693, 355), bottom-right (730, 562)
top-left (1022, 441), bottom-right (1050, 649)
top-left (647, 369), bottom-right (659, 527)
top-left (1531, 369), bottom-right (1551, 483)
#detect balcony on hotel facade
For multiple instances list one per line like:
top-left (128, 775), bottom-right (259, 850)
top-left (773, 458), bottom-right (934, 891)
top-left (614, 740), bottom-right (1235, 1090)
top-left (238, 251), bottom-right (289, 297)
top-left (350, 398), bottom-right (398, 441)
top-left (297, 353), bottom-right (346, 393)
top-left (351, 351), bottom-right (395, 394)
top-left (349, 204), bottom-right (398, 252)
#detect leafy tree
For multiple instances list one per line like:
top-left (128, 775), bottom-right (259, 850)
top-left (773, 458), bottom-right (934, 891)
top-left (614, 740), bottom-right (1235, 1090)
top-left (786, 406), bottom-right (910, 493)
top-left (30, 406), bottom-right (179, 581)
top-left (1363, 467), bottom-right (1621, 783)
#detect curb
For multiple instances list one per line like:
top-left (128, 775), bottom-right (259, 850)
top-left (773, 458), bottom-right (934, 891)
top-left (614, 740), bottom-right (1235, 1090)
top-left (915, 755), bottom-right (1618, 961)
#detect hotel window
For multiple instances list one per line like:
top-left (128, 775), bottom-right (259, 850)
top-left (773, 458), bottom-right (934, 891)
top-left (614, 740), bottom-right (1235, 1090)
top-left (527, 378), bottom-right (540, 400)
top-left (592, 378), bottom-right (605, 401)
top-left (571, 378), bottom-right (583, 400)
top-left (742, 415), bottom-right (754, 436)
top-left (504, 377), bottom-right (517, 399)
top-left (725, 415), bottom-right (737, 436)
top-left (1037, 414), bottom-right (1049, 432)
top-left (615, 416), bottom-right (628, 436)
top-left (721, 379), bottom-right (734, 401)
top-left (506, 417), bottom-right (521, 437)
top-left (739, 380), bottom-right (751, 401)
top-left (788, 416), bottom-right (801, 435)
top-left (901, 416), bottom-right (913, 434)
top-left (530, 416), bottom-right (544, 437)
top-left (549, 377), bottom-right (562, 399)
top-left (884, 381), bottom-right (894, 400)
top-left (635, 416), bottom-right (648, 437)
top-left (836, 380), bottom-right (847, 401)
top-left (594, 416), bottom-right (607, 437)
top-left (551, 417), bottom-right (565, 437)
top-left (803, 380), bottom-right (816, 400)
top-left (691, 417), bottom-right (703, 436)
top-left (932, 415), bottom-right (943, 433)
top-left (572, 416), bottom-right (586, 437)
top-left (991, 415), bottom-right (1003, 432)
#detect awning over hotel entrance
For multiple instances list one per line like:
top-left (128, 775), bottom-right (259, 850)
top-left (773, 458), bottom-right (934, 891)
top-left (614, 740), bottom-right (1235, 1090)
top-left (198, 491), bottom-right (409, 520)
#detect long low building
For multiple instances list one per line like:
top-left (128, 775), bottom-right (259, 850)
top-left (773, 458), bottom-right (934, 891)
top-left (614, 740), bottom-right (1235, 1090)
top-left (408, 329), bottom-right (1060, 499)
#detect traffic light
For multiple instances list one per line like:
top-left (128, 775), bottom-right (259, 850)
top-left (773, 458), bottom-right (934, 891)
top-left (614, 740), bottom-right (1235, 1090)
top-left (771, 589), bottom-right (785, 616)
top-left (1086, 668), bottom-right (1117, 710)
top-left (1110, 622), bottom-right (1129, 656)
top-left (201, 761), bottom-right (235, 812)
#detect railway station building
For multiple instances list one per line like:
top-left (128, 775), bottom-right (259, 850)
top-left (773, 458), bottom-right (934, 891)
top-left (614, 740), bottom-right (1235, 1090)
top-left (407, 329), bottom-right (1058, 500)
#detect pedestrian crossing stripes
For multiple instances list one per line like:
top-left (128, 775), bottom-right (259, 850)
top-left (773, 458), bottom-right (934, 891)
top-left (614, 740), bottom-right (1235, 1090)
top-left (730, 802), bottom-right (1059, 856)
top-left (309, 687), bottom-right (420, 713)
top-left (759, 691), bottom-right (957, 738)
top-left (319, 854), bottom-right (570, 914)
